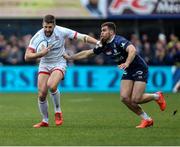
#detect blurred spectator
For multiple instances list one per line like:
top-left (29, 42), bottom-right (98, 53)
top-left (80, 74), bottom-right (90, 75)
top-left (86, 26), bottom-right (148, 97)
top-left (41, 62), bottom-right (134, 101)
top-left (0, 44), bottom-right (10, 65)
top-left (9, 35), bottom-right (18, 46)
top-left (0, 34), bottom-right (7, 64)
top-left (166, 34), bottom-right (179, 66)
top-left (0, 32), bottom-right (179, 66)
top-left (167, 33), bottom-right (178, 50)
top-left (141, 34), bottom-right (149, 43)
top-left (140, 42), bottom-right (153, 65)
top-left (130, 33), bottom-right (142, 53)
top-left (0, 34), bottom-right (7, 48)
top-left (174, 41), bottom-right (180, 66)
top-left (6, 45), bottom-right (23, 65)
top-left (140, 34), bottom-right (154, 65)
top-left (152, 42), bottom-right (173, 65)
top-left (158, 33), bottom-right (167, 47)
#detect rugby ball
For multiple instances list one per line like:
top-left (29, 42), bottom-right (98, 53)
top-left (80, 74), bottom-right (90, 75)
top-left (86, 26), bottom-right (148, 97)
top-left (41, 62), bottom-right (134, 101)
top-left (36, 40), bottom-right (48, 52)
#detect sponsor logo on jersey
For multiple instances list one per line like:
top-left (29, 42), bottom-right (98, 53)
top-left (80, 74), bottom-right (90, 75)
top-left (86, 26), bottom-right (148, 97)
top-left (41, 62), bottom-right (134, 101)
top-left (136, 70), bottom-right (143, 75)
top-left (120, 42), bottom-right (126, 48)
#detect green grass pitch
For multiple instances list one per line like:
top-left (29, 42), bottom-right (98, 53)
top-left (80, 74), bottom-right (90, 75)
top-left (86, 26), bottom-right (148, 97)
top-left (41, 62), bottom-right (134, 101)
top-left (0, 92), bottom-right (179, 145)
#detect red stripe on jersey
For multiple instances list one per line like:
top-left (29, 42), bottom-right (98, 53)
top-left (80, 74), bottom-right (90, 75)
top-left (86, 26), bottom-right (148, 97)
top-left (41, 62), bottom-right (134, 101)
top-left (73, 32), bottom-right (78, 39)
top-left (27, 47), bottom-right (35, 53)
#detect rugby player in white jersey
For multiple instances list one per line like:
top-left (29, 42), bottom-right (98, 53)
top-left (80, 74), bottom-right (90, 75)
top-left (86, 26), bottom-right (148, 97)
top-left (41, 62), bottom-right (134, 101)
top-left (25, 14), bottom-right (98, 128)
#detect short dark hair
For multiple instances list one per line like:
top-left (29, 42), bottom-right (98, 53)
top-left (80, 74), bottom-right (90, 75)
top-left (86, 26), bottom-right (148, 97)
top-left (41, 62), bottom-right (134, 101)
top-left (43, 14), bottom-right (56, 24)
top-left (101, 22), bottom-right (116, 33)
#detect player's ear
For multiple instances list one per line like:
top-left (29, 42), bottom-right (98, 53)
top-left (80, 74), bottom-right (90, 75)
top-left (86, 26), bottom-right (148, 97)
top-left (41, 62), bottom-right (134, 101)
top-left (110, 30), bottom-right (114, 35)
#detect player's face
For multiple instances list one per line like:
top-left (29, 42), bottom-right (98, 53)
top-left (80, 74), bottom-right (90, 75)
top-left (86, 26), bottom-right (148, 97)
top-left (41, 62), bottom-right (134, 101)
top-left (100, 26), bottom-right (113, 43)
top-left (43, 22), bottom-right (55, 37)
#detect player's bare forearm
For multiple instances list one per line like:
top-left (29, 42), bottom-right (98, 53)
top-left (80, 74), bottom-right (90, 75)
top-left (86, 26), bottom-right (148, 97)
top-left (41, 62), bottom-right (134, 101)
top-left (25, 51), bottom-right (43, 61)
top-left (76, 33), bottom-right (97, 45)
top-left (64, 49), bottom-right (95, 61)
top-left (25, 45), bottom-right (52, 61)
top-left (72, 49), bottom-right (95, 60)
top-left (125, 45), bottom-right (136, 65)
top-left (86, 36), bottom-right (98, 45)
top-left (25, 48), bottom-right (47, 61)
top-left (118, 45), bottom-right (136, 69)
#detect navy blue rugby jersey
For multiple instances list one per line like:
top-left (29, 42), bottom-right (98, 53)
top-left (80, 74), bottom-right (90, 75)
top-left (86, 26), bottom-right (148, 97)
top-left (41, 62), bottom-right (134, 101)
top-left (93, 35), bottom-right (148, 69)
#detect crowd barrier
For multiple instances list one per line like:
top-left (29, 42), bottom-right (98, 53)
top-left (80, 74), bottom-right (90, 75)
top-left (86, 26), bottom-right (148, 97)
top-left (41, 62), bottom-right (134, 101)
top-left (0, 66), bottom-right (179, 93)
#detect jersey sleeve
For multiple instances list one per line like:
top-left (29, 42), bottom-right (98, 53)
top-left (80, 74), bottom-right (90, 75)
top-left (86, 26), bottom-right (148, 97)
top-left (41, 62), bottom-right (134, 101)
top-left (118, 37), bottom-right (132, 50)
top-left (93, 47), bottom-right (103, 55)
top-left (28, 33), bottom-right (40, 52)
top-left (59, 26), bottom-right (77, 39)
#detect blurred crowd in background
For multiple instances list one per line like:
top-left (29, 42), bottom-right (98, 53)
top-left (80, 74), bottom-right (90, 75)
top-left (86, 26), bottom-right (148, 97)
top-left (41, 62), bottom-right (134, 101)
top-left (0, 32), bottom-right (179, 66)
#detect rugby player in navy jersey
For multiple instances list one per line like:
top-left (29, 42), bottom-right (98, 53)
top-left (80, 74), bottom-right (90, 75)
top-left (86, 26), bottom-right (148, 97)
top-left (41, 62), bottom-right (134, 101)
top-left (63, 22), bottom-right (166, 128)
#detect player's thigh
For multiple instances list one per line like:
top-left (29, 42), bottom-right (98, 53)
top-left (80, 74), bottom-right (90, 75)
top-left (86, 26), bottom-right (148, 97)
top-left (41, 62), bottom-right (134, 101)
top-left (38, 73), bottom-right (49, 95)
top-left (47, 70), bottom-right (64, 89)
top-left (131, 81), bottom-right (146, 102)
top-left (120, 80), bottom-right (134, 99)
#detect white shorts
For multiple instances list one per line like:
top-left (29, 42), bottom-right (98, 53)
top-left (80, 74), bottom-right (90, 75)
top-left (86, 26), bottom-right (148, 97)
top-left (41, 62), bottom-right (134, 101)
top-left (38, 62), bottom-right (67, 78)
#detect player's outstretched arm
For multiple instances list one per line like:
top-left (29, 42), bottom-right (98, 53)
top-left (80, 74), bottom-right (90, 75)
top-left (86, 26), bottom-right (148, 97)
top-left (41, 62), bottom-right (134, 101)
top-left (25, 45), bottom-right (52, 61)
top-left (63, 49), bottom-right (95, 61)
top-left (75, 33), bottom-right (98, 45)
top-left (86, 36), bottom-right (98, 45)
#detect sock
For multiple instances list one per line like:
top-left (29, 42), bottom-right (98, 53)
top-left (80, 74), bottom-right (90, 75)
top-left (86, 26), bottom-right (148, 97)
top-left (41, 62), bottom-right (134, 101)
top-left (38, 99), bottom-right (48, 123)
top-left (50, 89), bottom-right (61, 113)
top-left (152, 93), bottom-right (159, 100)
top-left (140, 112), bottom-right (151, 120)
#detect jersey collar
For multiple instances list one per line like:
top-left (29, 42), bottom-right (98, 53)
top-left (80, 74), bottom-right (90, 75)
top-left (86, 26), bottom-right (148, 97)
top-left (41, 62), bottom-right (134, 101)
top-left (107, 35), bottom-right (115, 43)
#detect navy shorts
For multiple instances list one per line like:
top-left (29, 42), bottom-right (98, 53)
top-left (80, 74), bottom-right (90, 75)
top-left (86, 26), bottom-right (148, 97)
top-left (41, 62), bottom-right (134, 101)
top-left (121, 67), bottom-right (148, 83)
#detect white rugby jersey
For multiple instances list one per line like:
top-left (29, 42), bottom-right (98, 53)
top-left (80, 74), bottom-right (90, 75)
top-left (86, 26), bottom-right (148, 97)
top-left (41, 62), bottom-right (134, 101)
top-left (28, 25), bottom-right (78, 64)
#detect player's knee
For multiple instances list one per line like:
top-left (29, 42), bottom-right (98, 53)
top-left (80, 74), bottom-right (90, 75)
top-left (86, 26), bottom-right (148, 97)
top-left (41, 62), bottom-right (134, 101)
top-left (120, 95), bottom-right (130, 104)
top-left (38, 90), bottom-right (47, 102)
top-left (38, 97), bottom-right (46, 101)
top-left (50, 87), bottom-right (57, 93)
top-left (38, 90), bottom-right (47, 99)
top-left (47, 84), bottom-right (57, 93)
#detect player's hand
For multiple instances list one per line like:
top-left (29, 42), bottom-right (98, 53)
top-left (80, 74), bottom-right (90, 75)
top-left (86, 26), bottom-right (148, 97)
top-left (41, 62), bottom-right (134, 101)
top-left (95, 40), bottom-right (103, 49)
top-left (63, 53), bottom-right (72, 60)
top-left (118, 62), bottom-right (129, 70)
top-left (39, 44), bottom-right (52, 57)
